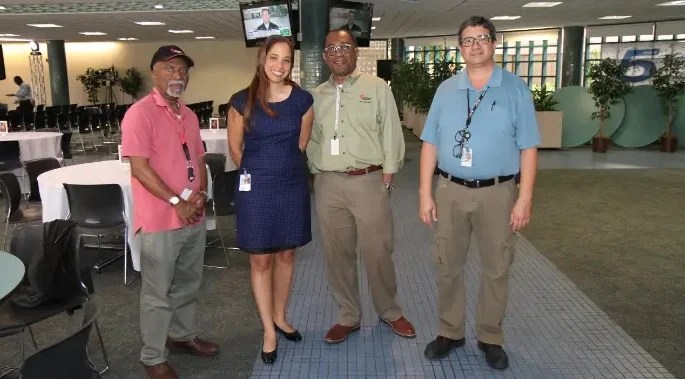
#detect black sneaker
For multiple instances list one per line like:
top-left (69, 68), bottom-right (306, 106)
top-left (477, 341), bottom-right (509, 370)
top-left (424, 336), bottom-right (465, 359)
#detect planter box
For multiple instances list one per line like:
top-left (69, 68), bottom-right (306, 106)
top-left (402, 106), bottom-right (427, 138)
top-left (535, 111), bottom-right (563, 148)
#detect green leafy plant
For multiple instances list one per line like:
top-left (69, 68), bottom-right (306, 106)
top-left (531, 85), bottom-right (559, 111)
top-left (586, 58), bottom-right (632, 138)
top-left (119, 67), bottom-right (144, 101)
top-left (651, 53), bottom-right (685, 137)
top-left (393, 59), bottom-right (460, 114)
top-left (76, 68), bottom-right (101, 104)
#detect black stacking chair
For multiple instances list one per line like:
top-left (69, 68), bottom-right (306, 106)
top-left (0, 224), bottom-right (109, 376)
top-left (0, 173), bottom-right (41, 249)
top-left (63, 184), bottom-right (132, 285)
top-left (205, 171), bottom-right (240, 268)
top-left (18, 300), bottom-right (102, 379)
top-left (205, 153), bottom-right (226, 181)
top-left (23, 158), bottom-right (61, 203)
top-left (61, 133), bottom-right (74, 164)
top-left (0, 141), bottom-right (22, 173)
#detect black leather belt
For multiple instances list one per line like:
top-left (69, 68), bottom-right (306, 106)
top-left (438, 169), bottom-right (518, 189)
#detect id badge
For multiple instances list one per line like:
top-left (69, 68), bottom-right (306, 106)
top-left (180, 188), bottom-right (193, 201)
top-left (330, 138), bottom-right (340, 156)
top-left (239, 173), bottom-right (252, 191)
top-left (460, 147), bottom-right (473, 167)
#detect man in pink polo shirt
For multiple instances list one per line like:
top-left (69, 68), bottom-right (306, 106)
top-left (121, 45), bottom-right (218, 379)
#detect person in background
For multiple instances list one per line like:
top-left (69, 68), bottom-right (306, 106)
top-left (418, 16), bottom-right (540, 370)
top-left (228, 35), bottom-right (314, 365)
top-left (307, 29), bottom-right (416, 345)
top-left (6, 76), bottom-right (33, 113)
top-left (121, 45), bottom-right (219, 379)
top-left (255, 8), bottom-right (280, 31)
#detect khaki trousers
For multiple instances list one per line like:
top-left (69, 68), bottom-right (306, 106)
top-left (433, 176), bottom-right (517, 345)
top-left (314, 172), bottom-right (403, 326)
top-left (139, 221), bottom-right (206, 366)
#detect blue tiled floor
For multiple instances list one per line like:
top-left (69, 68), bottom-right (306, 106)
top-left (250, 143), bottom-right (676, 379)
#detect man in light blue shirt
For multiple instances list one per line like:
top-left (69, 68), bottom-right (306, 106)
top-left (418, 16), bottom-right (540, 370)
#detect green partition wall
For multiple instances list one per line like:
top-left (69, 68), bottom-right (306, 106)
top-left (611, 86), bottom-right (666, 148)
top-left (553, 86), bottom-right (625, 147)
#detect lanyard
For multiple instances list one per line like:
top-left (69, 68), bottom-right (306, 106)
top-left (465, 87), bottom-right (488, 128)
top-left (163, 106), bottom-right (195, 183)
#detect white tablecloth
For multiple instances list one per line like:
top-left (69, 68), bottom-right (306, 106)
top-left (37, 160), bottom-right (212, 271)
top-left (0, 131), bottom-right (62, 161)
top-left (200, 129), bottom-right (237, 171)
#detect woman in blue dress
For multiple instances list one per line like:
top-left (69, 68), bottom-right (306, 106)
top-left (228, 35), bottom-right (313, 364)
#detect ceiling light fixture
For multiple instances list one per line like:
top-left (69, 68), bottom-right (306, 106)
top-left (522, 2), bottom-right (562, 7)
top-left (168, 30), bottom-right (194, 34)
top-left (372, 17), bottom-right (381, 21)
top-left (135, 21), bottom-right (165, 26)
top-left (79, 32), bottom-right (107, 36)
top-left (118, 37), bottom-right (139, 41)
top-left (490, 16), bottom-right (521, 20)
top-left (0, 6), bottom-right (6, 10)
top-left (195, 36), bottom-right (215, 39)
top-left (371, 26), bottom-right (376, 30)
top-left (154, 4), bottom-right (164, 9)
top-left (0, 34), bottom-right (19, 37)
top-left (657, 0), bottom-right (685, 5)
top-left (598, 15), bottom-right (632, 19)
top-left (27, 24), bottom-right (63, 28)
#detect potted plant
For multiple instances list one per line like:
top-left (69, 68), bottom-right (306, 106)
top-left (392, 59), bottom-right (430, 134)
top-left (651, 53), bottom-right (685, 153)
top-left (76, 68), bottom-right (102, 104)
top-left (586, 58), bottom-right (632, 153)
top-left (532, 85), bottom-right (562, 148)
top-left (119, 67), bottom-right (144, 103)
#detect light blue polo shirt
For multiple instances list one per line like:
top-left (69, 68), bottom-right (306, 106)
top-left (421, 65), bottom-right (540, 180)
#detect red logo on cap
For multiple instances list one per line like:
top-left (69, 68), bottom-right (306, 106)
top-left (171, 48), bottom-right (182, 54)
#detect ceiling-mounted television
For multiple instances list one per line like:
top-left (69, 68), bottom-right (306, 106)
top-left (327, 0), bottom-right (374, 47)
top-left (239, 0), bottom-right (294, 48)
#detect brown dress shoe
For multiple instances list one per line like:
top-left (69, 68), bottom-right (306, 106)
top-left (324, 323), bottom-right (361, 344)
top-left (379, 316), bottom-right (416, 338)
top-left (143, 362), bottom-right (179, 379)
top-left (166, 337), bottom-right (219, 357)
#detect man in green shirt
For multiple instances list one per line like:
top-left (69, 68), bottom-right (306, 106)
top-left (307, 29), bottom-right (415, 344)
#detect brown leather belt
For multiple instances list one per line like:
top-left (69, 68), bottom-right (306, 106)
top-left (345, 165), bottom-right (383, 175)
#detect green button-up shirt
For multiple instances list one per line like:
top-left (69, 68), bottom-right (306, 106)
top-left (307, 71), bottom-right (405, 174)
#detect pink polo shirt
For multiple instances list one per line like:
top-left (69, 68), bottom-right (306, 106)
top-left (121, 88), bottom-right (205, 234)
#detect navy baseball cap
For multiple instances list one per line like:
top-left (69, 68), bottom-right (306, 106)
top-left (150, 45), bottom-right (195, 70)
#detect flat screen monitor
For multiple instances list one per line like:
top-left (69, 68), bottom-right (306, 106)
top-left (239, 0), bottom-right (294, 48)
top-left (328, 1), bottom-right (374, 47)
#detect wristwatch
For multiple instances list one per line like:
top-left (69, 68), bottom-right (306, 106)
top-left (168, 196), bottom-right (180, 206)
top-left (384, 182), bottom-right (394, 192)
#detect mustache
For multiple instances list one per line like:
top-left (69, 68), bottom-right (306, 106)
top-left (168, 80), bottom-right (185, 87)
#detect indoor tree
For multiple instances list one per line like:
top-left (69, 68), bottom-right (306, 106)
top-left (651, 53), bottom-right (685, 152)
top-left (586, 58), bottom-right (631, 153)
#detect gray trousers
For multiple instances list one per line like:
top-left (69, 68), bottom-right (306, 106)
top-left (139, 221), bottom-right (206, 366)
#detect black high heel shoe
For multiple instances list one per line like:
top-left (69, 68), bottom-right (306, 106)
top-left (275, 323), bottom-right (302, 342)
top-left (261, 344), bottom-right (277, 364)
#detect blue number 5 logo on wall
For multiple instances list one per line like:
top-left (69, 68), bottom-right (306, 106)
top-left (620, 48), bottom-right (659, 83)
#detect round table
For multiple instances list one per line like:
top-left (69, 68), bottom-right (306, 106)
top-left (37, 160), bottom-right (213, 272)
top-left (0, 251), bottom-right (25, 302)
top-left (0, 131), bottom-right (63, 161)
top-left (200, 129), bottom-right (237, 171)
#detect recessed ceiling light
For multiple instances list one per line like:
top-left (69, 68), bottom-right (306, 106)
top-left (372, 17), bottom-right (381, 21)
top-left (490, 16), bottom-right (521, 20)
top-left (522, 2), bottom-right (562, 7)
top-left (168, 30), bottom-right (194, 34)
top-left (371, 26), bottom-right (376, 30)
top-left (0, 34), bottom-right (19, 37)
top-left (135, 21), bottom-right (165, 26)
top-left (0, 38), bottom-right (31, 42)
top-left (598, 15), bottom-right (632, 19)
top-left (118, 37), bottom-right (139, 41)
top-left (27, 24), bottom-right (63, 28)
top-left (657, 0), bottom-right (685, 5)
top-left (154, 4), bottom-right (164, 9)
top-left (0, 6), bottom-right (6, 10)
top-left (195, 36), bottom-right (215, 39)
top-left (79, 32), bottom-right (107, 36)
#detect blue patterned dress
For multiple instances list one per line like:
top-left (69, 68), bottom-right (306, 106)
top-left (230, 87), bottom-right (313, 253)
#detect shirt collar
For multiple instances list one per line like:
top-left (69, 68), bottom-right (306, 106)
top-left (327, 70), bottom-right (363, 87)
top-left (151, 87), bottom-right (185, 110)
top-left (456, 64), bottom-right (503, 90)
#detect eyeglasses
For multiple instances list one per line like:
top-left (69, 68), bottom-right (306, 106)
top-left (324, 44), bottom-right (353, 57)
top-left (452, 129), bottom-right (471, 159)
top-left (460, 35), bottom-right (492, 47)
top-left (164, 65), bottom-right (190, 75)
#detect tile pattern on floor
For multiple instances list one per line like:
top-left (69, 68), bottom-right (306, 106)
top-left (250, 144), bottom-right (675, 379)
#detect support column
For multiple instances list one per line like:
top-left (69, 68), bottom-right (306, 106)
top-left (299, 0), bottom-right (330, 89)
top-left (47, 40), bottom-right (70, 106)
top-left (390, 38), bottom-right (404, 62)
top-left (560, 26), bottom-right (584, 87)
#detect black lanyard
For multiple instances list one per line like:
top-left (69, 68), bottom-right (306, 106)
top-left (465, 87), bottom-right (488, 128)
top-left (163, 107), bottom-right (195, 183)
top-left (453, 87), bottom-right (488, 159)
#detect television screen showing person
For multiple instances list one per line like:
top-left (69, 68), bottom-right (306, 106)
top-left (338, 10), bottom-right (362, 34)
top-left (256, 8), bottom-right (280, 31)
top-left (241, 3), bottom-right (292, 43)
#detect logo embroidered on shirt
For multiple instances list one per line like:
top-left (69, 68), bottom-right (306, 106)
top-left (359, 94), bottom-right (372, 103)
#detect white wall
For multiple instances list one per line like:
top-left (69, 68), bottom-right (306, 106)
top-left (0, 40), bottom-right (258, 109)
